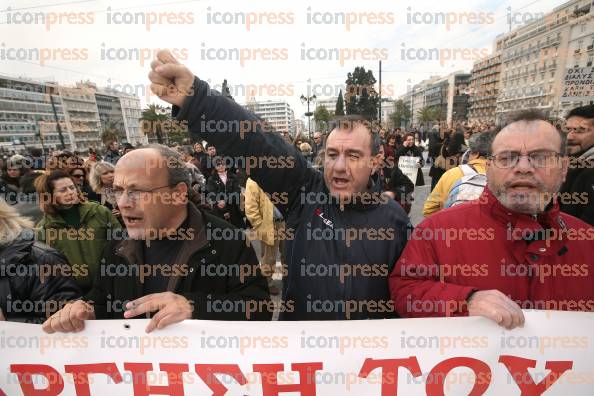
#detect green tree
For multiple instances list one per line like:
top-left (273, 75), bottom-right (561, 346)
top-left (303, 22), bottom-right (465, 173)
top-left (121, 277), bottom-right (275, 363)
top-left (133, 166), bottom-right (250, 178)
top-left (140, 104), bottom-right (169, 144)
top-left (389, 100), bottom-right (412, 128)
top-left (314, 105), bottom-right (332, 132)
top-left (418, 106), bottom-right (440, 126)
top-left (100, 125), bottom-right (119, 146)
top-left (344, 67), bottom-right (379, 120)
top-left (335, 89), bottom-right (345, 116)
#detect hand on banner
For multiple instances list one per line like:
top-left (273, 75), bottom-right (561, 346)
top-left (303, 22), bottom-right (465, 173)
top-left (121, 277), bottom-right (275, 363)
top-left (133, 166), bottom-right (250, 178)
top-left (148, 49), bottom-right (194, 107)
top-left (42, 300), bottom-right (95, 333)
top-left (124, 292), bottom-right (193, 333)
top-left (467, 290), bottom-right (525, 330)
top-left (0, 308), bottom-right (5, 321)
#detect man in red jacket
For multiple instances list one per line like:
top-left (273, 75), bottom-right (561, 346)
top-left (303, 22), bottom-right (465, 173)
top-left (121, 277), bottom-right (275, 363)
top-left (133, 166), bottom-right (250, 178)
top-left (390, 109), bottom-right (594, 329)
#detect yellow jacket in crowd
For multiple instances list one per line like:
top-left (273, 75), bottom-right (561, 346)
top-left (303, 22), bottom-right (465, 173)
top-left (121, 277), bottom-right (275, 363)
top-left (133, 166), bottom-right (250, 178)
top-left (245, 178), bottom-right (275, 246)
top-left (423, 158), bottom-right (488, 217)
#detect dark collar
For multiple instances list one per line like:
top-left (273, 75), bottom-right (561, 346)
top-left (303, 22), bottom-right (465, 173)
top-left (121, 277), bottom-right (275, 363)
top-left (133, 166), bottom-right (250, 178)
top-left (115, 203), bottom-right (209, 292)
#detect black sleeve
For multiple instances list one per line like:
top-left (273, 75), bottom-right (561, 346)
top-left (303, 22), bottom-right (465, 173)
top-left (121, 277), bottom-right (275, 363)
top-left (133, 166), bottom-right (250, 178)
top-left (11, 246), bottom-right (82, 323)
top-left (389, 166), bottom-right (414, 195)
top-left (575, 170), bottom-right (594, 226)
top-left (183, 236), bottom-right (272, 321)
top-left (205, 175), bottom-right (218, 203)
top-left (173, 77), bottom-right (318, 215)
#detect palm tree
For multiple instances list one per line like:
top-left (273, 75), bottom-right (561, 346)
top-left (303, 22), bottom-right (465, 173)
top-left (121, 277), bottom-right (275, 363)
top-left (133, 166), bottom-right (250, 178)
top-left (417, 106), bottom-right (437, 127)
top-left (140, 104), bottom-right (169, 144)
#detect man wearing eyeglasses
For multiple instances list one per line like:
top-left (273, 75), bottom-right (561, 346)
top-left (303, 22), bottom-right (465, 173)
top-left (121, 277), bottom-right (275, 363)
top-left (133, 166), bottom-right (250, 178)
top-left (558, 105), bottom-right (594, 226)
top-left (390, 109), bottom-right (594, 329)
top-left (42, 145), bottom-right (271, 334)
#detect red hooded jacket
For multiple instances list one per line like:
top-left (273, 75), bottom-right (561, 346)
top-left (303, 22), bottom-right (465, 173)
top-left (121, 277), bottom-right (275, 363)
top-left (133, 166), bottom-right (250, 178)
top-left (390, 187), bottom-right (594, 317)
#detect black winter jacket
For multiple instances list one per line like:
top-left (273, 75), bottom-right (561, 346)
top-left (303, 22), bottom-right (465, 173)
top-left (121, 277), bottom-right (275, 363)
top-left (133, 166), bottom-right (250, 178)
top-left (84, 203), bottom-right (271, 321)
top-left (0, 234), bottom-right (81, 323)
top-left (173, 77), bottom-right (411, 320)
top-left (559, 147), bottom-right (594, 226)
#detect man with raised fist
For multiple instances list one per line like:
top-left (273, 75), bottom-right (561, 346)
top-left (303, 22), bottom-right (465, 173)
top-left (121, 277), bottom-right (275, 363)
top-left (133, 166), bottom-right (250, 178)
top-left (149, 50), bottom-right (411, 320)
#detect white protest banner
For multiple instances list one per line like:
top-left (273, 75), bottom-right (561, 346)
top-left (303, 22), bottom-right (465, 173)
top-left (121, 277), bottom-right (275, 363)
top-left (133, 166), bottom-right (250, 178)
top-left (1, 310), bottom-right (593, 395)
top-left (398, 156), bottom-right (418, 184)
top-left (561, 66), bottom-right (594, 101)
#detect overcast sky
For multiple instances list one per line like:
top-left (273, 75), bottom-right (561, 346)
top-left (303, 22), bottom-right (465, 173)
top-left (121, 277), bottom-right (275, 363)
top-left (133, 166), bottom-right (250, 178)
top-left (0, 0), bottom-right (567, 119)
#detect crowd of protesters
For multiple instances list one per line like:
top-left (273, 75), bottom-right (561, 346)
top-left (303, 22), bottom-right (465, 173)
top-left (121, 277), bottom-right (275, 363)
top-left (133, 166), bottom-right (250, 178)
top-left (0, 50), bottom-right (592, 332)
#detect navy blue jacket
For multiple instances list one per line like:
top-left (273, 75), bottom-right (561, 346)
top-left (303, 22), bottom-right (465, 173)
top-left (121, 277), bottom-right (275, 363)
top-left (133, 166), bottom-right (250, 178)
top-left (174, 77), bottom-right (410, 320)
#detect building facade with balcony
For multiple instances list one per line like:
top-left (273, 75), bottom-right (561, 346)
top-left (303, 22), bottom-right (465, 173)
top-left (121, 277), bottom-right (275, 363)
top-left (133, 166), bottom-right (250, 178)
top-left (468, 54), bottom-right (502, 124)
top-left (0, 75), bottom-right (71, 151)
top-left (495, 0), bottom-right (592, 122)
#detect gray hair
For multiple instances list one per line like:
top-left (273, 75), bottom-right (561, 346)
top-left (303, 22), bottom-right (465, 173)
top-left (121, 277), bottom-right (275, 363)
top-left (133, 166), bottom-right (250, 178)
top-left (89, 161), bottom-right (115, 193)
top-left (467, 132), bottom-right (492, 157)
top-left (178, 145), bottom-right (194, 157)
top-left (145, 144), bottom-right (191, 188)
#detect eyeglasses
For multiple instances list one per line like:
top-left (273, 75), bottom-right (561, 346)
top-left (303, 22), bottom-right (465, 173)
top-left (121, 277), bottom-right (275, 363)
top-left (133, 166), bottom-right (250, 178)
top-left (489, 150), bottom-right (561, 169)
top-left (112, 185), bottom-right (171, 202)
top-left (71, 174), bottom-right (84, 178)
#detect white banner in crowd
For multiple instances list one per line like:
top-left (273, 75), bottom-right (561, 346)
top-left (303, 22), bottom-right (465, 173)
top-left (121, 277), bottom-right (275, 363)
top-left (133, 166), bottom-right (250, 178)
top-left (398, 156), bottom-right (419, 184)
top-left (1, 311), bottom-right (593, 395)
top-left (561, 66), bottom-right (594, 101)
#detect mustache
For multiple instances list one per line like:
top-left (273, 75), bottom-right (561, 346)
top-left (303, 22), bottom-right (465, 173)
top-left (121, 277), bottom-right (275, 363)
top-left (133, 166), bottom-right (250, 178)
top-left (503, 179), bottom-right (544, 190)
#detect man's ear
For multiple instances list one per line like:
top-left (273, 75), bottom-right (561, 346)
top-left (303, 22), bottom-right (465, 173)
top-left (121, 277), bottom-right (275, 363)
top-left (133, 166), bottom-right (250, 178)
top-left (174, 182), bottom-right (189, 204)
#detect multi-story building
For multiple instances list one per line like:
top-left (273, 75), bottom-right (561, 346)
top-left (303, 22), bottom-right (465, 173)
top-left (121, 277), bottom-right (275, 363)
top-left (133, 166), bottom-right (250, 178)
top-left (244, 99), bottom-right (295, 135)
top-left (380, 99), bottom-right (395, 127)
top-left (405, 76), bottom-right (441, 127)
top-left (118, 94), bottom-right (144, 145)
top-left (59, 83), bottom-right (102, 151)
top-left (316, 97), bottom-right (337, 114)
top-left (0, 75), bottom-right (71, 151)
top-left (0, 75), bottom-right (143, 151)
top-left (404, 72), bottom-right (470, 127)
top-left (495, 0), bottom-right (592, 122)
top-left (468, 54), bottom-right (502, 124)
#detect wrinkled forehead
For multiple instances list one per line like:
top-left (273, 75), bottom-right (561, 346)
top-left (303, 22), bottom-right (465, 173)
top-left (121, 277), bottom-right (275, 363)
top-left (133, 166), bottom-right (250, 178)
top-left (326, 124), bottom-right (372, 154)
top-left (114, 149), bottom-right (168, 186)
top-left (492, 120), bottom-right (561, 153)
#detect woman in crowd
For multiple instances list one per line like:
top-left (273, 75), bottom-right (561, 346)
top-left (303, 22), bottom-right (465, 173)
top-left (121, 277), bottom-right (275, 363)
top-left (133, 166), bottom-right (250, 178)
top-left (428, 127), bottom-right (449, 189)
top-left (68, 166), bottom-right (97, 202)
top-left (0, 199), bottom-right (81, 323)
top-left (193, 142), bottom-right (208, 174)
top-left (0, 155), bottom-right (26, 205)
top-left (395, 133), bottom-right (425, 187)
top-left (35, 170), bottom-right (121, 294)
top-left (89, 161), bottom-right (119, 216)
top-left (206, 158), bottom-right (245, 228)
top-left (442, 130), bottom-right (468, 170)
top-left (299, 142), bottom-right (314, 165)
top-left (384, 134), bottom-right (398, 167)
